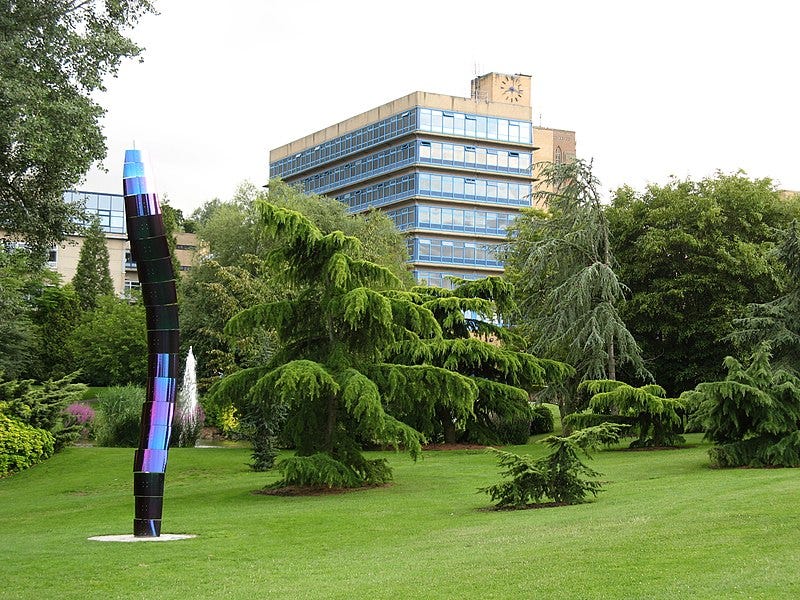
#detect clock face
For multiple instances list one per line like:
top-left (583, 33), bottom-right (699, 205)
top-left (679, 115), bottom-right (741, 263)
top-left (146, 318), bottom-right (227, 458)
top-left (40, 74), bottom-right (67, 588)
top-left (500, 76), bottom-right (523, 103)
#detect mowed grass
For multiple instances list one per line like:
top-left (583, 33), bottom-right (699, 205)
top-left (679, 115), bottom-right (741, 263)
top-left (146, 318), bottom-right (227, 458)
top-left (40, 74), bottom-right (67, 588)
top-left (3, 435), bottom-right (800, 599)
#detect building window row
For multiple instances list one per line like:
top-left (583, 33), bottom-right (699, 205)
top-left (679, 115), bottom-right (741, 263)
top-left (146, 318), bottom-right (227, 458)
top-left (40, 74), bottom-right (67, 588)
top-left (412, 270), bottom-right (482, 290)
top-left (387, 205), bottom-right (516, 237)
top-left (271, 107), bottom-right (534, 180)
top-left (418, 108), bottom-right (532, 144)
top-left (338, 172), bottom-right (530, 214)
top-left (64, 190), bottom-right (126, 234)
top-left (418, 140), bottom-right (530, 174)
top-left (337, 175), bottom-right (417, 212)
top-left (417, 172), bottom-right (530, 206)
top-left (270, 110), bottom-right (418, 179)
top-left (300, 142), bottom-right (416, 194)
top-left (298, 138), bottom-right (533, 196)
top-left (408, 237), bottom-right (503, 268)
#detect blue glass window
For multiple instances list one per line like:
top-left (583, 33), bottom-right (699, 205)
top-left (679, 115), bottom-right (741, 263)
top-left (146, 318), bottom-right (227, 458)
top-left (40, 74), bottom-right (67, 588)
top-left (408, 237), bottom-right (503, 268)
top-left (270, 107), bottom-right (533, 180)
top-left (65, 190), bottom-right (126, 234)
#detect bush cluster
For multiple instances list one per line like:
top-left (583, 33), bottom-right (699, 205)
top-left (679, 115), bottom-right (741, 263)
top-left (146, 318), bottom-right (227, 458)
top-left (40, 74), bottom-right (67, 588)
top-left (0, 414), bottom-right (55, 477)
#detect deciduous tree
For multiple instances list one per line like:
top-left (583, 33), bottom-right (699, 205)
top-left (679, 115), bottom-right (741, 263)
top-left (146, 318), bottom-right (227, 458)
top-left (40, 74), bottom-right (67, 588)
top-left (1, 0), bottom-right (156, 251)
top-left (67, 296), bottom-right (147, 386)
top-left (607, 172), bottom-right (795, 395)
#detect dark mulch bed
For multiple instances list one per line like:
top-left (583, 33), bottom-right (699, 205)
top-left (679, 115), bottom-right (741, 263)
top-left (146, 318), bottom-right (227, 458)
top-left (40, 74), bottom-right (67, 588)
top-left (254, 483), bottom-right (391, 497)
top-left (617, 444), bottom-right (697, 452)
top-left (480, 501), bottom-right (574, 512)
top-left (422, 443), bottom-right (488, 451)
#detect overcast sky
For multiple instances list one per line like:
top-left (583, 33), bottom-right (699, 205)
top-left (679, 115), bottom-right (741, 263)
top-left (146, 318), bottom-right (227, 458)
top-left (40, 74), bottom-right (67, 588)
top-left (82, 0), bottom-right (800, 215)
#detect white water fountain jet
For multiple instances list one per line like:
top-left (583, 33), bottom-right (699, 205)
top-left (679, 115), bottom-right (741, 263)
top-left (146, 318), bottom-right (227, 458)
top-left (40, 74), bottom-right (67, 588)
top-left (176, 346), bottom-right (200, 447)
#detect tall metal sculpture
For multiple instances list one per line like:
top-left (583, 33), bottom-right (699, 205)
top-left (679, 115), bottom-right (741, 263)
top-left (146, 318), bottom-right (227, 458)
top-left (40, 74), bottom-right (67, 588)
top-left (123, 149), bottom-right (179, 537)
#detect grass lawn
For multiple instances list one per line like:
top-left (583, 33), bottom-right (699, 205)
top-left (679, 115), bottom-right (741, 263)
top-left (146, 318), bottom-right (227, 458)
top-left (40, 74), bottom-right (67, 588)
top-left (3, 434), bottom-right (800, 599)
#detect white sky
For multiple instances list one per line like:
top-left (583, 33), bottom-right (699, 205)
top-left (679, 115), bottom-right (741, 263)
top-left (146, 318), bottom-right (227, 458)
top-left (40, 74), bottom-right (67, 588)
top-left (83, 0), bottom-right (800, 215)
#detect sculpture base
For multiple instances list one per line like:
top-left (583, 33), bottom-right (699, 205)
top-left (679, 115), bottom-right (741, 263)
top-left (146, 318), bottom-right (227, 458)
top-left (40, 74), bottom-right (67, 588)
top-left (88, 534), bottom-right (196, 543)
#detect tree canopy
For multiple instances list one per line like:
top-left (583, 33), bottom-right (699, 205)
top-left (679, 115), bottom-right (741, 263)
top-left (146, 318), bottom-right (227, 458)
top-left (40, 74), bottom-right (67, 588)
top-left (607, 171), bottom-right (797, 395)
top-left (0, 0), bottom-right (155, 250)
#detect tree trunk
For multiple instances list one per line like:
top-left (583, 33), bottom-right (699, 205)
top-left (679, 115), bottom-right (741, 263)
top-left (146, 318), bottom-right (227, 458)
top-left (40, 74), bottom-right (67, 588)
top-left (436, 406), bottom-right (457, 444)
top-left (602, 219), bottom-right (617, 381)
top-left (607, 338), bottom-right (616, 381)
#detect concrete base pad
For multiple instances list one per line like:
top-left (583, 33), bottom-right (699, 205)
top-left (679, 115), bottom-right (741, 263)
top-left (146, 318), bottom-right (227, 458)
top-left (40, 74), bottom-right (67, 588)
top-left (88, 534), bottom-right (196, 542)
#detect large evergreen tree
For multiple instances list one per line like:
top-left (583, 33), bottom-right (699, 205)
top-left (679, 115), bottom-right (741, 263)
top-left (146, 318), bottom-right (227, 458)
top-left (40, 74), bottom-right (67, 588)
top-left (72, 216), bottom-right (113, 310)
top-left (731, 220), bottom-right (800, 374)
top-left (182, 180), bottom-right (412, 397)
top-left (209, 203), bottom-right (478, 488)
top-left (386, 277), bottom-right (573, 444)
top-left (505, 160), bottom-right (650, 415)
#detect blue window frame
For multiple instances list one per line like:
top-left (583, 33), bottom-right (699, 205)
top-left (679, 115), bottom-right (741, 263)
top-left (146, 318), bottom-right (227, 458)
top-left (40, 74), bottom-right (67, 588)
top-left (270, 107), bottom-right (533, 180)
top-left (64, 190), bottom-right (126, 234)
top-left (408, 237), bottom-right (503, 268)
top-left (412, 270), bottom-right (483, 289)
top-left (386, 205), bottom-right (517, 237)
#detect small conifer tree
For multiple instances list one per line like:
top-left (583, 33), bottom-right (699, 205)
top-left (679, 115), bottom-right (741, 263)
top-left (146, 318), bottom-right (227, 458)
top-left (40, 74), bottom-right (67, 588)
top-left (73, 216), bottom-right (113, 310)
top-left (566, 380), bottom-right (685, 447)
top-left (682, 344), bottom-right (800, 467)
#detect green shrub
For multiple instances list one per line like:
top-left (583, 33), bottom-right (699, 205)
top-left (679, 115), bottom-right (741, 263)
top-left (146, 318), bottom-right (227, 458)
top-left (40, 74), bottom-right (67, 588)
top-left (480, 423), bottom-right (626, 508)
top-left (93, 386), bottom-right (145, 447)
top-left (494, 409), bottom-right (534, 445)
top-left (683, 345), bottom-right (800, 467)
top-left (0, 373), bottom-right (86, 450)
top-left (530, 404), bottom-right (556, 434)
top-left (0, 414), bottom-right (55, 476)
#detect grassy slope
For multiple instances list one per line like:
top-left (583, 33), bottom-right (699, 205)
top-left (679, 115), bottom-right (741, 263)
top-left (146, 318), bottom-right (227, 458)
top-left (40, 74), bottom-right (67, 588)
top-left (2, 436), bottom-right (800, 599)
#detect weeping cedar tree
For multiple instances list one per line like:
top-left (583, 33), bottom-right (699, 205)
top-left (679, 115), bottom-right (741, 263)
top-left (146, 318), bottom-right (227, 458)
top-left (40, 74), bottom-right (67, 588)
top-left (682, 344), bottom-right (800, 467)
top-left (386, 277), bottom-right (573, 444)
top-left (480, 422), bottom-right (626, 508)
top-left (566, 380), bottom-right (685, 447)
top-left (731, 220), bottom-right (800, 375)
top-left (208, 203), bottom-right (480, 488)
top-left (505, 160), bottom-right (650, 416)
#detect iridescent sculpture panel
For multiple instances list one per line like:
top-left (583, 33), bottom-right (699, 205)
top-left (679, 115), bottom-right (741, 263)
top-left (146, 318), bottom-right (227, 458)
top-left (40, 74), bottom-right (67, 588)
top-left (123, 149), bottom-right (179, 537)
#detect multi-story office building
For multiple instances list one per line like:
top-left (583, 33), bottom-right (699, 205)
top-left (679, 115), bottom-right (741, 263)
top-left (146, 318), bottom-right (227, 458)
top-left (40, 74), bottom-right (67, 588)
top-left (269, 72), bottom-right (576, 288)
top-left (46, 190), bottom-right (197, 297)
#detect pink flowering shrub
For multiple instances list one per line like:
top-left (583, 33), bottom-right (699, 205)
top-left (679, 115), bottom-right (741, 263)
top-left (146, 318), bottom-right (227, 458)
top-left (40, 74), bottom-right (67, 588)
top-left (64, 403), bottom-right (96, 438)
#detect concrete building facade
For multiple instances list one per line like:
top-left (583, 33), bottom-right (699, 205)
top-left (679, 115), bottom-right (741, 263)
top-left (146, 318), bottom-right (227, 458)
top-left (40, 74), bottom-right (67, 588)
top-left (269, 72), bottom-right (575, 287)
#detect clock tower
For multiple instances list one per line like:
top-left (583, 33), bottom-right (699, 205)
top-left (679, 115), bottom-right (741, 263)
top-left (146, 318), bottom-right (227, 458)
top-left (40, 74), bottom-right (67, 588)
top-left (470, 72), bottom-right (532, 107)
